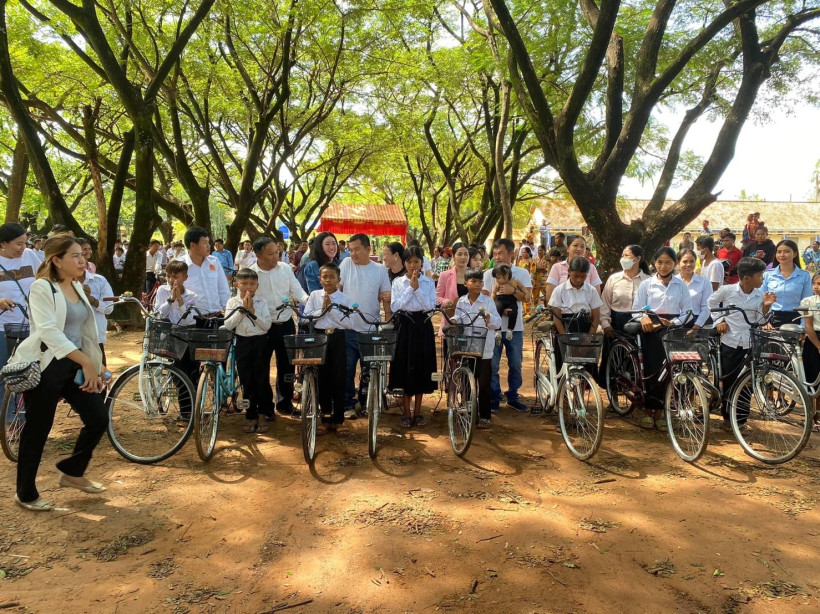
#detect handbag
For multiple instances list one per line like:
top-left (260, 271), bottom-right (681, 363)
top-left (1, 360), bottom-right (41, 393)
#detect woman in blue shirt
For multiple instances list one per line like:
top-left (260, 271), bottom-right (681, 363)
top-left (303, 232), bottom-right (340, 292)
top-left (762, 239), bottom-right (812, 327)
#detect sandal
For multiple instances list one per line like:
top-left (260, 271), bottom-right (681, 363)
top-left (336, 425), bottom-right (350, 438)
top-left (14, 494), bottom-right (55, 512)
top-left (400, 416), bottom-right (412, 429)
top-left (317, 424), bottom-right (334, 436)
top-left (243, 421), bottom-right (258, 433)
top-left (256, 419), bottom-right (271, 433)
top-left (640, 416), bottom-right (655, 429)
top-left (413, 414), bottom-right (427, 427)
top-left (477, 418), bottom-right (491, 429)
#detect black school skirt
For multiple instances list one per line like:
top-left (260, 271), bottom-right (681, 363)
top-left (389, 312), bottom-right (437, 396)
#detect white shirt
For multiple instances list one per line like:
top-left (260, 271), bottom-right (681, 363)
top-left (482, 265), bottom-right (532, 332)
top-left (391, 274), bottom-right (436, 313)
top-left (32, 248), bottom-right (45, 262)
top-left (677, 273), bottom-right (713, 328)
top-left (339, 259), bottom-right (392, 332)
top-left (182, 254), bottom-right (231, 314)
top-left (800, 295), bottom-right (820, 332)
top-left (113, 255), bottom-right (125, 270)
top-left (422, 256), bottom-right (432, 277)
top-left (707, 282), bottom-right (766, 349)
top-left (0, 249), bottom-right (40, 329)
top-left (145, 250), bottom-right (163, 274)
top-left (633, 275), bottom-right (693, 326)
top-left (548, 280), bottom-right (603, 315)
top-left (453, 294), bottom-right (501, 359)
top-left (155, 284), bottom-right (198, 326)
top-left (223, 295), bottom-right (271, 337)
top-left (700, 258), bottom-right (724, 288)
top-left (235, 250), bottom-right (257, 269)
top-left (600, 270), bottom-right (649, 328)
top-left (251, 262), bottom-right (308, 323)
top-left (80, 272), bottom-right (114, 343)
top-left (303, 289), bottom-right (354, 330)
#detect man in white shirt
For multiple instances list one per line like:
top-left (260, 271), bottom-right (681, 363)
top-left (539, 219), bottom-right (550, 247)
top-left (338, 233), bottom-right (392, 417)
top-left (250, 237), bottom-right (308, 417)
top-left (181, 227), bottom-right (231, 317)
top-left (482, 238), bottom-right (532, 412)
top-left (145, 240), bottom-right (163, 294)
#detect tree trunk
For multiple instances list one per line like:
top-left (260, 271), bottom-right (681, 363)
top-left (4, 133), bottom-right (28, 223)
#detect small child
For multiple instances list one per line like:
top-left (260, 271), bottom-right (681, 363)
top-left (303, 263), bottom-right (353, 436)
top-left (491, 264), bottom-right (524, 339)
top-left (800, 272), bottom-right (820, 432)
top-left (390, 246), bottom-right (437, 429)
top-left (154, 260), bottom-right (198, 419)
top-left (454, 268), bottom-right (501, 429)
top-left (223, 268), bottom-right (272, 433)
top-left (707, 257), bottom-right (776, 426)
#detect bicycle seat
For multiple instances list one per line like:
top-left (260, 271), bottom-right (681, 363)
top-left (623, 321), bottom-right (642, 335)
top-left (536, 320), bottom-right (554, 333)
top-left (779, 323), bottom-right (804, 340)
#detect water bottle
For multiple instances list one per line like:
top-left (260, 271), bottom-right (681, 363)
top-left (102, 371), bottom-right (113, 386)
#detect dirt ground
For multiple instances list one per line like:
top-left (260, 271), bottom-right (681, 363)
top-left (1, 328), bottom-right (818, 614)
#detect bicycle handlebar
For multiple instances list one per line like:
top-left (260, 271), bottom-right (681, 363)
top-left (424, 305), bottom-right (486, 327)
top-left (709, 304), bottom-right (770, 328)
top-left (102, 293), bottom-right (151, 317)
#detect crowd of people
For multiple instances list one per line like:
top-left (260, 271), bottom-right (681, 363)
top-left (3, 215), bottom-right (820, 511)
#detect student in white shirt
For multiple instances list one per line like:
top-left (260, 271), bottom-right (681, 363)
top-left (707, 257), bottom-right (775, 424)
top-left (251, 237), bottom-right (308, 417)
top-left (223, 269), bottom-right (273, 432)
top-left (145, 240), bottom-right (164, 294)
top-left (77, 268), bottom-right (115, 364)
top-left (303, 263), bottom-right (354, 435)
top-left (235, 241), bottom-right (256, 269)
top-left (453, 268), bottom-right (501, 429)
top-left (676, 248), bottom-right (713, 330)
top-left (799, 272), bottom-right (820, 431)
top-left (181, 226), bottom-right (230, 317)
top-left (696, 235), bottom-right (723, 291)
top-left (389, 246), bottom-right (437, 429)
top-left (338, 233), bottom-right (392, 417)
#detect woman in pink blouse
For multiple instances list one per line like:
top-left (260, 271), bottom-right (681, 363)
top-left (435, 242), bottom-right (470, 334)
top-left (543, 235), bottom-right (602, 304)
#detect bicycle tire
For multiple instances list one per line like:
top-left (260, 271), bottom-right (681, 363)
top-left (533, 339), bottom-right (554, 414)
top-left (107, 363), bottom-right (195, 464)
top-left (665, 372), bottom-right (710, 463)
top-left (367, 367), bottom-right (380, 459)
top-left (194, 365), bottom-right (220, 461)
top-left (558, 370), bottom-right (604, 461)
top-left (301, 369), bottom-right (318, 464)
top-left (448, 366), bottom-right (477, 456)
top-left (0, 390), bottom-right (26, 463)
top-left (729, 368), bottom-right (812, 464)
top-left (606, 340), bottom-right (639, 416)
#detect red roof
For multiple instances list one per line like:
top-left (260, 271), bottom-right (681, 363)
top-left (317, 203), bottom-right (407, 237)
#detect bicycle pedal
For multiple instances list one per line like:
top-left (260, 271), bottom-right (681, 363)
top-left (237, 400), bottom-right (250, 410)
top-left (431, 373), bottom-right (443, 382)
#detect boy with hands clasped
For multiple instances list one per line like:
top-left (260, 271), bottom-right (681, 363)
top-left (223, 268), bottom-right (272, 433)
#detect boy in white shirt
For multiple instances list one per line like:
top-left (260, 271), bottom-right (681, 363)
top-left (223, 269), bottom-right (273, 433)
top-left (303, 263), bottom-right (354, 436)
top-left (453, 268), bottom-right (501, 429)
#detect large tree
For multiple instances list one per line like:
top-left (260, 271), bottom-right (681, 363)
top-left (485, 0), bottom-right (820, 273)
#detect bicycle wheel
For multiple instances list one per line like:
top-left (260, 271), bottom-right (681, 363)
top-left (367, 367), bottom-right (380, 459)
top-left (194, 365), bottom-right (220, 461)
top-left (533, 339), bottom-right (554, 414)
top-left (448, 365), bottom-right (477, 456)
top-left (0, 390), bottom-right (26, 462)
top-left (558, 370), bottom-right (604, 461)
top-left (606, 341), bottom-right (638, 416)
top-left (301, 369), bottom-right (318, 464)
top-left (664, 372), bottom-right (710, 462)
top-left (107, 363), bottom-right (195, 464)
top-left (729, 368), bottom-right (812, 464)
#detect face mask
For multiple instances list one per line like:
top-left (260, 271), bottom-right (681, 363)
top-left (620, 257), bottom-right (635, 271)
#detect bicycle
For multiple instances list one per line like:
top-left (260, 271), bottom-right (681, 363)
top-left (1, 303), bottom-right (30, 462)
top-left (527, 307), bottom-right (604, 461)
top-left (430, 306), bottom-right (490, 457)
top-left (104, 293), bottom-right (196, 464)
top-left (187, 306), bottom-right (256, 461)
top-left (140, 273), bottom-right (166, 313)
top-left (708, 305), bottom-right (812, 464)
top-left (604, 308), bottom-right (714, 462)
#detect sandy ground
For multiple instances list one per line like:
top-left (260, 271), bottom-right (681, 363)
top-left (1, 329), bottom-right (818, 614)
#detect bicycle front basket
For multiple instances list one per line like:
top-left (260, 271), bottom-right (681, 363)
top-left (146, 319), bottom-right (187, 360)
top-left (3, 323), bottom-right (30, 340)
top-left (557, 332), bottom-right (603, 364)
top-left (444, 325), bottom-right (487, 357)
top-left (173, 327), bottom-right (235, 362)
top-left (357, 330), bottom-right (398, 362)
top-left (751, 328), bottom-right (792, 363)
top-left (661, 327), bottom-right (710, 364)
top-left (284, 334), bottom-right (328, 366)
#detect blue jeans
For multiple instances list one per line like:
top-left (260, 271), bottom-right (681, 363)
top-left (491, 331), bottom-right (523, 404)
top-left (344, 331), bottom-right (371, 409)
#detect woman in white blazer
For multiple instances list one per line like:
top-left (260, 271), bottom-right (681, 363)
top-left (10, 236), bottom-right (108, 511)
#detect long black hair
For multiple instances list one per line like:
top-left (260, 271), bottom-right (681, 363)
top-left (775, 239), bottom-right (802, 269)
top-left (625, 244), bottom-right (650, 274)
top-left (309, 231), bottom-right (339, 267)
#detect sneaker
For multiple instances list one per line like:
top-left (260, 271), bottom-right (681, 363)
top-left (344, 407), bottom-right (359, 420)
top-left (505, 330), bottom-right (513, 340)
top-left (506, 398), bottom-right (528, 412)
top-left (477, 418), bottom-right (491, 429)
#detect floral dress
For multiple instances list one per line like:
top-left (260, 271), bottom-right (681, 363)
top-left (532, 256), bottom-right (549, 307)
top-left (520, 257), bottom-right (538, 316)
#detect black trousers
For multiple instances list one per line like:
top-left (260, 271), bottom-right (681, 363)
top-left (18, 358), bottom-right (108, 502)
top-left (235, 334), bottom-right (273, 420)
top-left (477, 358), bottom-right (492, 420)
top-left (144, 272), bottom-right (157, 295)
top-left (720, 344), bottom-right (748, 421)
top-left (265, 319), bottom-right (296, 412)
top-left (318, 331), bottom-right (347, 424)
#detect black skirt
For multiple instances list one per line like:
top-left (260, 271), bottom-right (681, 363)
top-left (803, 336), bottom-right (820, 385)
top-left (389, 311), bottom-right (437, 395)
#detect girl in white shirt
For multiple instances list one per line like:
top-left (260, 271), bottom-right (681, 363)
top-left (390, 246), bottom-right (437, 429)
